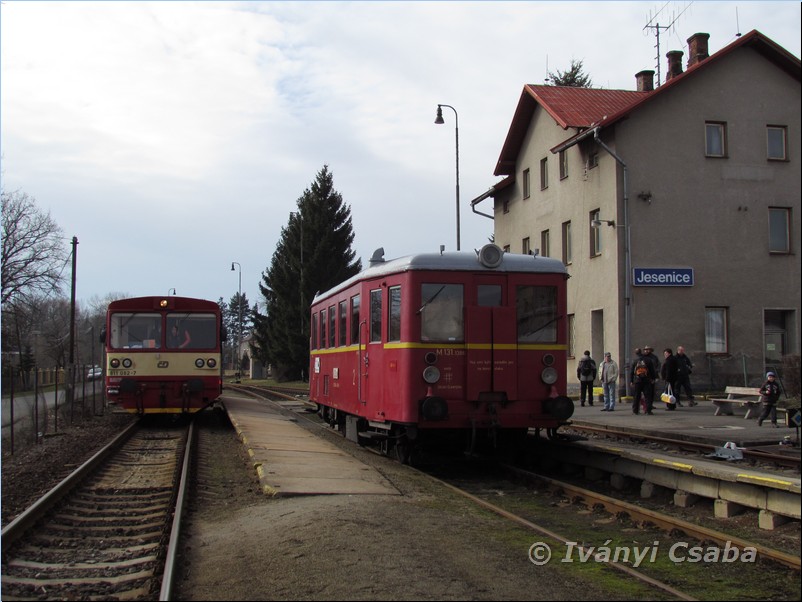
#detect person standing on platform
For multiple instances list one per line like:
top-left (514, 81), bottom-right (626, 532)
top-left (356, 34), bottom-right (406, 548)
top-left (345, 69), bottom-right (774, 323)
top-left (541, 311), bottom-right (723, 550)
top-left (641, 346), bottom-right (660, 411)
top-left (630, 351), bottom-right (656, 414)
top-left (599, 352), bottom-right (618, 411)
top-left (675, 346), bottom-right (697, 406)
top-left (757, 371), bottom-right (781, 427)
top-left (661, 348), bottom-right (679, 408)
top-left (576, 350), bottom-right (597, 407)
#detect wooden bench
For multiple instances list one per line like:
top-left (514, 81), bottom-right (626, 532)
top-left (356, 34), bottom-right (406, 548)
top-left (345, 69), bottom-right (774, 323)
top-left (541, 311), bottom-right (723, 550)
top-left (709, 386), bottom-right (763, 419)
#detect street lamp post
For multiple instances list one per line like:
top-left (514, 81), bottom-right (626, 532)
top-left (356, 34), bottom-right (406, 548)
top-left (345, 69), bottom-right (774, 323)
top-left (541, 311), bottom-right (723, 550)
top-left (230, 261), bottom-right (242, 383)
top-left (435, 104), bottom-right (460, 251)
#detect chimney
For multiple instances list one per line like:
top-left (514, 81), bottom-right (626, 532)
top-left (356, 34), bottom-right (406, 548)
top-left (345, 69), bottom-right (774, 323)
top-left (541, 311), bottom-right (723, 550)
top-left (635, 70), bottom-right (655, 92)
top-left (666, 50), bottom-right (684, 81)
top-left (687, 33), bottom-right (710, 68)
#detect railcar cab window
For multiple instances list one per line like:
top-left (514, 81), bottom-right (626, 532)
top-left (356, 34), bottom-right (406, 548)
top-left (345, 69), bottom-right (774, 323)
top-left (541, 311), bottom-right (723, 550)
top-left (109, 313), bottom-right (162, 349)
top-left (420, 283), bottom-right (464, 342)
top-left (516, 286), bottom-right (558, 343)
top-left (338, 301), bottom-right (347, 346)
top-left (328, 306), bottom-right (336, 348)
top-left (350, 295), bottom-right (360, 345)
top-left (167, 313), bottom-right (216, 349)
top-left (388, 286), bottom-right (401, 342)
top-left (370, 289), bottom-right (382, 342)
top-left (478, 284), bottom-right (502, 307)
top-left (311, 313), bottom-right (318, 349)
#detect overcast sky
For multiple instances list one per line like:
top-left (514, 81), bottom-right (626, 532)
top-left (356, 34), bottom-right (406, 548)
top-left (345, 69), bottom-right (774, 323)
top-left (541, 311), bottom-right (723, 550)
top-left (2, 1), bottom-right (800, 311)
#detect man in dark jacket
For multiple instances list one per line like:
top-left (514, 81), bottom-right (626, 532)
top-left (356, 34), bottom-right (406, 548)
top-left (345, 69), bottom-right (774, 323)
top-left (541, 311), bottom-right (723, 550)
top-left (576, 350), bottom-right (597, 407)
top-left (661, 348), bottom-right (679, 408)
top-left (675, 346), bottom-right (696, 406)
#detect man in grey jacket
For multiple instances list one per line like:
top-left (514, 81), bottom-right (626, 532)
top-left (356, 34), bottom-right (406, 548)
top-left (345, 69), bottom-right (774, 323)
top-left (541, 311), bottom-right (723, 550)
top-left (599, 352), bottom-right (619, 411)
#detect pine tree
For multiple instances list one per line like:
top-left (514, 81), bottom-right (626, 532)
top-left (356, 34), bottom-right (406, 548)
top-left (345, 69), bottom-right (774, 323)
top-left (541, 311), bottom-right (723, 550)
top-left (253, 166), bottom-right (361, 381)
top-left (548, 59), bottom-right (593, 87)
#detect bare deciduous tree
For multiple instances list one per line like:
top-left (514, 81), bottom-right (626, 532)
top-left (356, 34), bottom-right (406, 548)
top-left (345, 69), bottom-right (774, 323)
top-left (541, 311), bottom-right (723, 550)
top-left (2, 190), bottom-right (68, 305)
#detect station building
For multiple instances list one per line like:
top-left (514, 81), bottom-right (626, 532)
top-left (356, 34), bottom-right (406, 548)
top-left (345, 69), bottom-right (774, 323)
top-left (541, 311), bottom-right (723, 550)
top-left (471, 30), bottom-right (801, 393)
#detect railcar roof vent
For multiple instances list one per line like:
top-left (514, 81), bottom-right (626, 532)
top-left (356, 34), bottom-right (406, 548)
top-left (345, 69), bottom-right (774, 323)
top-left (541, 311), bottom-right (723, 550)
top-left (477, 243), bottom-right (504, 268)
top-left (369, 247), bottom-right (385, 265)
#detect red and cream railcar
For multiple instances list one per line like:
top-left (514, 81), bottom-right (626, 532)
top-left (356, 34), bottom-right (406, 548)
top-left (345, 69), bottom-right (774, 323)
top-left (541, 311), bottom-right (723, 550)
top-left (104, 296), bottom-right (223, 415)
top-left (309, 244), bottom-right (572, 459)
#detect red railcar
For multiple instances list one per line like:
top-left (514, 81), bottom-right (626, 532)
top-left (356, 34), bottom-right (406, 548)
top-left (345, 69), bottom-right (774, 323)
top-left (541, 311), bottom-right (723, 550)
top-left (309, 244), bottom-right (572, 460)
top-left (103, 296), bottom-right (223, 414)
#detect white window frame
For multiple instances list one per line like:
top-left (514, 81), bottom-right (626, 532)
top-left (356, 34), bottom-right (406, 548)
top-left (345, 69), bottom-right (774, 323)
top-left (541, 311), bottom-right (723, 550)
top-left (769, 207), bottom-right (791, 254)
top-left (767, 126), bottom-right (788, 161)
top-left (705, 307), bottom-right (729, 354)
top-left (705, 122), bottom-right (727, 158)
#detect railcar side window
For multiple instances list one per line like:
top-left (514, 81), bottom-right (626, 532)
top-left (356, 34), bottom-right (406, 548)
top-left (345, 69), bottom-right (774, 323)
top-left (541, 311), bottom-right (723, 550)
top-left (339, 301), bottom-right (347, 347)
top-left (320, 310), bottom-right (327, 348)
top-left (517, 286), bottom-right (558, 343)
top-left (420, 283), bottom-right (464, 342)
top-left (350, 294), bottom-right (360, 345)
top-left (388, 286), bottom-right (401, 342)
top-left (328, 306), bottom-right (336, 348)
top-left (167, 313), bottom-right (217, 349)
top-left (109, 313), bottom-right (162, 349)
top-left (311, 313), bottom-right (318, 349)
top-left (370, 289), bottom-right (382, 342)
top-left (478, 284), bottom-right (502, 307)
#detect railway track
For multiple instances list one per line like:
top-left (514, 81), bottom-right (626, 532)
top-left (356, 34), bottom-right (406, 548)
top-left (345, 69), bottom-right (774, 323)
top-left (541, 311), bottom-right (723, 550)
top-left (1, 422), bottom-right (194, 601)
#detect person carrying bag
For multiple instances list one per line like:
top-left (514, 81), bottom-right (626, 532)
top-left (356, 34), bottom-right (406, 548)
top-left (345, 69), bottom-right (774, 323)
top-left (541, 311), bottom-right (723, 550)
top-left (661, 383), bottom-right (677, 410)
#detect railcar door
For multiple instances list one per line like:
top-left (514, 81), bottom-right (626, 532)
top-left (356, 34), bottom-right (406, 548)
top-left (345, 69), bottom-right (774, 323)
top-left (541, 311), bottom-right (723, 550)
top-left (465, 277), bottom-right (518, 402)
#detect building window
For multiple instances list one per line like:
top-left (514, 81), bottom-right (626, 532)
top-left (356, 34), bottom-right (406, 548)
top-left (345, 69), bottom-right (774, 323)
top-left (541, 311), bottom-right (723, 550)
top-left (590, 209), bottom-right (601, 257)
top-left (767, 126), bottom-right (788, 161)
top-left (523, 168), bottom-right (531, 199)
top-left (769, 207), bottom-right (791, 253)
top-left (370, 289), bottom-right (382, 342)
top-left (522, 237), bottom-right (530, 255)
top-left (559, 150), bottom-right (568, 180)
top-left (705, 307), bottom-right (729, 354)
top-left (705, 122), bottom-right (727, 157)
top-left (388, 286), bottom-right (401, 342)
top-left (567, 313), bottom-right (575, 359)
top-left (541, 230), bottom-right (550, 258)
top-left (561, 221), bottom-right (572, 265)
top-left (540, 157), bottom-right (548, 190)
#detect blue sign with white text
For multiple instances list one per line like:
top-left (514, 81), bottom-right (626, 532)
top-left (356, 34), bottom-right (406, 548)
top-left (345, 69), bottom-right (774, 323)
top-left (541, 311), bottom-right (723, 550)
top-left (633, 268), bottom-right (694, 287)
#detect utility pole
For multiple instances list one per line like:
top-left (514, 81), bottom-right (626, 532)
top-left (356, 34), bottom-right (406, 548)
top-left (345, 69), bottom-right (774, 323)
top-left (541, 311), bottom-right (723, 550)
top-left (67, 236), bottom-right (78, 419)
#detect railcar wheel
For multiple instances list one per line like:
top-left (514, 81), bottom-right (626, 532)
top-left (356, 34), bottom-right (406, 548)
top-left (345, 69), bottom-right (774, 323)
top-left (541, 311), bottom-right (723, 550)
top-left (546, 427), bottom-right (559, 440)
top-left (394, 435), bottom-right (412, 464)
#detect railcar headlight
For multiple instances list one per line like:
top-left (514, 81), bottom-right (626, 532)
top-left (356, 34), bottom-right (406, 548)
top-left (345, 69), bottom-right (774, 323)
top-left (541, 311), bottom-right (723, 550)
top-left (422, 366), bottom-right (441, 384)
top-left (207, 358), bottom-right (217, 368)
top-left (541, 367), bottom-right (558, 385)
top-left (110, 358), bottom-right (120, 368)
top-left (122, 358), bottom-right (133, 369)
top-left (542, 353), bottom-right (555, 367)
top-left (424, 352), bottom-right (438, 365)
top-left (195, 358), bottom-right (205, 368)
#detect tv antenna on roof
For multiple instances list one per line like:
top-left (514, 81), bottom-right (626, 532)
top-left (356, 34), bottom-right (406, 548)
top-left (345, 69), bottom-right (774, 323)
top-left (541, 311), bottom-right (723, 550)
top-left (643, 1), bottom-right (694, 86)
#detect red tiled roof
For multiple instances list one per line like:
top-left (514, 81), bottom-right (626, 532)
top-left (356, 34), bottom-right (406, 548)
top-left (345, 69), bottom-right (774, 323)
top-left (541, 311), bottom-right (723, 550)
top-left (524, 85), bottom-right (645, 129)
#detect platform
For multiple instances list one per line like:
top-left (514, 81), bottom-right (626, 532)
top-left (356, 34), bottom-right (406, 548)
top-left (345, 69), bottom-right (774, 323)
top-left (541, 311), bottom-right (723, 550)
top-left (222, 393), bottom-right (399, 497)
top-left (568, 396), bottom-right (800, 448)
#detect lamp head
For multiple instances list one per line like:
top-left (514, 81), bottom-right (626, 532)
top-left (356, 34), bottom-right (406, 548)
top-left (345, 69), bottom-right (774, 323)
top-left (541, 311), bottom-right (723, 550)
top-left (434, 106), bottom-right (444, 124)
top-left (231, 262), bottom-right (235, 271)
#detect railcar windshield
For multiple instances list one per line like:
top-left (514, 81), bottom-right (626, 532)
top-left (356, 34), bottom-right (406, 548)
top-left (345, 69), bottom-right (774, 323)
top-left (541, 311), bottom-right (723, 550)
top-left (166, 313), bottom-right (218, 349)
top-left (420, 283), bottom-right (464, 342)
top-left (517, 285), bottom-right (559, 343)
top-left (109, 313), bottom-right (162, 349)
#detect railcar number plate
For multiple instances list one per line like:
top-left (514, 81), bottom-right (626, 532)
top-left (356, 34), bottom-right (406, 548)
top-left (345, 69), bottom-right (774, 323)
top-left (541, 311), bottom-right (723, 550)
top-left (108, 370), bottom-right (136, 376)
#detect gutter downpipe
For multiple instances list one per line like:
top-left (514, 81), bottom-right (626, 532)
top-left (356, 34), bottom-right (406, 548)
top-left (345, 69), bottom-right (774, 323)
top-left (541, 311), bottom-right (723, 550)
top-left (470, 189), bottom-right (495, 220)
top-left (594, 129), bottom-right (632, 398)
